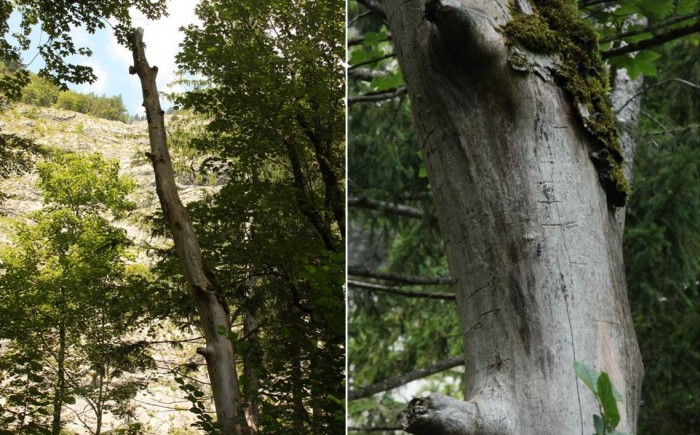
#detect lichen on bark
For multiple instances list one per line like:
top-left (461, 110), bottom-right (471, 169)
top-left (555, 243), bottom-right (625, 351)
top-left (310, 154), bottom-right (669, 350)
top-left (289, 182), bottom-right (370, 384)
top-left (504, 0), bottom-right (629, 207)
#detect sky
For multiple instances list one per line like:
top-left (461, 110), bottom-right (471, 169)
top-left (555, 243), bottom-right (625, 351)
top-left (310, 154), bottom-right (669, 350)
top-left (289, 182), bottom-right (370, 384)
top-left (10, 0), bottom-right (199, 115)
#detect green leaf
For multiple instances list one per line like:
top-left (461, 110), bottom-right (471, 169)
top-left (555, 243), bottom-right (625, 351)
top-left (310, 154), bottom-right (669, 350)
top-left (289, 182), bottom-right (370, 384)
top-left (593, 414), bottom-right (605, 435)
top-left (633, 51), bottom-right (661, 77)
top-left (637, 0), bottom-right (674, 19)
top-left (370, 71), bottom-right (404, 92)
top-left (418, 166), bottom-right (428, 178)
top-left (574, 361), bottom-right (600, 395)
top-left (676, 0), bottom-right (700, 14)
top-left (597, 372), bottom-right (621, 429)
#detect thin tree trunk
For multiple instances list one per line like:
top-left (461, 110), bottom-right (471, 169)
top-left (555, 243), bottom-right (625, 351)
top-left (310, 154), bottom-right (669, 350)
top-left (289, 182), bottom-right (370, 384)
top-left (290, 343), bottom-right (307, 433)
top-left (283, 138), bottom-right (339, 253)
top-left (381, 1), bottom-right (643, 433)
top-left (295, 113), bottom-right (346, 239)
top-left (128, 28), bottom-right (248, 435)
top-left (95, 369), bottom-right (103, 435)
top-left (242, 276), bottom-right (260, 431)
top-left (51, 320), bottom-right (66, 435)
top-left (611, 67), bottom-right (644, 228)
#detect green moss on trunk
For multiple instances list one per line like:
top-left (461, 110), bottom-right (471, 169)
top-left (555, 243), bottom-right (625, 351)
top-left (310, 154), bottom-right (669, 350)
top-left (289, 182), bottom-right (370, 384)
top-left (505, 0), bottom-right (629, 207)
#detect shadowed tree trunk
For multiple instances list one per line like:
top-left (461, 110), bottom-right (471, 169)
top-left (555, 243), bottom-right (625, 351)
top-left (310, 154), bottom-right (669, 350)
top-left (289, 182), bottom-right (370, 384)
top-left (242, 274), bottom-right (261, 432)
top-left (51, 319), bottom-right (66, 435)
top-left (128, 28), bottom-right (248, 435)
top-left (377, 1), bottom-right (644, 433)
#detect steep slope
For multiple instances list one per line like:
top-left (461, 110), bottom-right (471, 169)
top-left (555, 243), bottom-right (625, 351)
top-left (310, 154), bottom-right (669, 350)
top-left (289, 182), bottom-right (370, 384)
top-left (0, 104), bottom-right (214, 434)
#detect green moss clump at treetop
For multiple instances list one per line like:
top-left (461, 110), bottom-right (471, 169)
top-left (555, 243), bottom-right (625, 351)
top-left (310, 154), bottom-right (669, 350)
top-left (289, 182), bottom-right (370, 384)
top-left (504, 0), bottom-right (628, 207)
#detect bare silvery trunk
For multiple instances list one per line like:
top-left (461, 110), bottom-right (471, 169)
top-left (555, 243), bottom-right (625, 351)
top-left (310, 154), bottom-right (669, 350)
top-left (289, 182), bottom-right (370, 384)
top-left (128, 28), bottom-right (248, 435)
top-left (242, 273), bottom-right (260, 431)
top-left (611, 68), bottom-right (644, 228)
top-left (381, 1), bottom-right (643, 433)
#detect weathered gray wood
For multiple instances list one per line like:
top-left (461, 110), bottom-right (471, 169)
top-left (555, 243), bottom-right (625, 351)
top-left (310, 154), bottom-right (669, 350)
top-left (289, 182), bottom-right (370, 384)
top-left (128, 28), bottom-right (248, 435)
top-left (383, 1), bottom-right (644, 433)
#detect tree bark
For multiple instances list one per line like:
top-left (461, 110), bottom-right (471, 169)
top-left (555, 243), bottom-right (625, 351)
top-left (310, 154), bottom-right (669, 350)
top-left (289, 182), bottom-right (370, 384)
top-left (611, 67), bottom-right (644, 228)
top-left (383, 1), bottom-right (643, 433)
top-left (128, 28), bottom-right (248, 435)
top-left (51, 320), bottom-right (66, 435)
top-left (242, 276), bottom-right (260, 432)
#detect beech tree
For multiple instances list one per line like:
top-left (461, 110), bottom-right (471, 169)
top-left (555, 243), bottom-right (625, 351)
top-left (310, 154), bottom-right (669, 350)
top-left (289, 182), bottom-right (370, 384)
top-left (348, 0), bottom-right (699, 433)
top-left (171, 0), bottom-right (345, 432)
top-left (0, 152), bottom-right (150, 434)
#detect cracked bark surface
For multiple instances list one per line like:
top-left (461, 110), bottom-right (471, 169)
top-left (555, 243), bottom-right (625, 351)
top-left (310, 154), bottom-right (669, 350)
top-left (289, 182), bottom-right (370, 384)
top-left (128, 28), bottom-right (248, 435)
top-left (382, 1), bottom-right (643, 433)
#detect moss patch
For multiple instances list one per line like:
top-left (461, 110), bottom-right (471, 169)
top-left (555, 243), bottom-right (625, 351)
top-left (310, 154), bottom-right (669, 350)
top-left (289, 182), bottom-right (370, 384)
top-left (506, 13), bottom-right (559, 53)
top-left (504, 0), bottom-right (628, 207)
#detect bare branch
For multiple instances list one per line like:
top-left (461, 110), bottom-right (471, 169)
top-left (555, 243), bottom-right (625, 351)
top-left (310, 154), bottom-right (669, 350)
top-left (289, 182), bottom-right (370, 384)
top-left (601, 12), bottom-right (700, 43)
top-left (348, 426), bottom-right (403, 432)
top-left (349, 34), bottom-right (392, 47)
top-left (578, 0), bottom-right (614, 7)
top-left (350, 87), bottom-right (408, 104)
top-left (603, 22), bottom-right (700, 58)
top-left (349, 68), bottom-right (390, 81)
top-left (615, 77), bottom-right (700, 116)
top-left (356, 0), bottom-right (387, 21)
top-left (349, 52), bottom-right (396, 70)
top-left (349, 266), bottom-right (453, 285)
top-left (348, 196), bottom-right (426, 218)
top-left (349, 10), bottom-right (374, 26)
top-left (349, 357), bottom-right (464, 400)
top-left (349, 279), bottom-right (456, 300)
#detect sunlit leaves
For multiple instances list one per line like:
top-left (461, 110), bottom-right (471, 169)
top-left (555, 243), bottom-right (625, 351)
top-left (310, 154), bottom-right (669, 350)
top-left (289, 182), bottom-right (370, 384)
top-left (37, 152), bottom-right (135, 218)
top-left (0, 152), bottom-right (151, 432)
top-left (609, 50), bottom-right (661, 79)
top-left (0, 0), bottom-right (167, 99)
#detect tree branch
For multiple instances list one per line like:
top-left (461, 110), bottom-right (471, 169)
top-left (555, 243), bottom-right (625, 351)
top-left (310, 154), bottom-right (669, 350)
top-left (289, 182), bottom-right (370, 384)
top-left (349, 280), bottom-right (456, 300)
top-left (348, 196), bottom-right (426, 218)
top-left (349, 52), bottom-right (396, 70)
top-left (602, 22), bottom-right (700, 58)
top-left (578, 0), bottom-right (615, 8)
top-left (349, 266), bottom-right (453, 285)
top-left (356, 0), bottom-right (387, 22)
top-left (349, 357), bottom-right (464, 400)
top-left (614, 77), bottom-right (700, 116)
top-left (348, 34), bottom-right (392, 47)
top-left (401, 394), bottom-right (514, 434)
top-left (348, 426), bottom-right (403, 432)
top-left (349, 10), bottom-right (374, 26)
top-left (349, 87), bottom-right (408, 104)
top-left (348, 68), bottom-right (390, 81)
top-left (600, 12), bottom-right (700, 43)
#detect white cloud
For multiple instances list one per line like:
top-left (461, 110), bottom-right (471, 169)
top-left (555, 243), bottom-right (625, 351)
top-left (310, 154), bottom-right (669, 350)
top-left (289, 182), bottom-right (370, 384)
top-left (99, 0), bottom-right (199, 112)
top-left (75, 62), bottom-right (109, 94)
top-left (127, 0), bottom-right (200, 92)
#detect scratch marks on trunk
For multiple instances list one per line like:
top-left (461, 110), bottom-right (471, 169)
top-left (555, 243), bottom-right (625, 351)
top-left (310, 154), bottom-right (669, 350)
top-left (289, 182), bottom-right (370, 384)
top-left (476, 353), bottom-right (509, 374)
top-left (509, 273), bottom-right (536, 355)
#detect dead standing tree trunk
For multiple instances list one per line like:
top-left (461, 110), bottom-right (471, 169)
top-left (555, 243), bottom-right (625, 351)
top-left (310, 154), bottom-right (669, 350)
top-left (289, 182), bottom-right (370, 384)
top-left (378, 0), bottom-right (644, 433)
top-left (128, 28), bottom-right (248, 435)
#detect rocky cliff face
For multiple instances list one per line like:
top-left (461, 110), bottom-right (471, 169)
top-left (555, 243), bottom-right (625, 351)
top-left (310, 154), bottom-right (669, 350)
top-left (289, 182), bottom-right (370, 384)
top-left (0, 104), bottom-right (214, 434)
